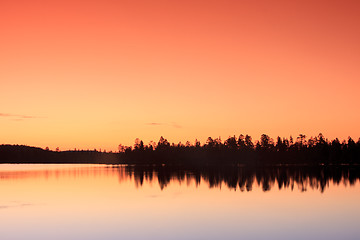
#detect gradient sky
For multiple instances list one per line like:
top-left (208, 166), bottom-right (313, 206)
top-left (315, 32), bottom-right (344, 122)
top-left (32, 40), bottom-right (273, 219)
top-left (1, 0), bottom-right (359, 151)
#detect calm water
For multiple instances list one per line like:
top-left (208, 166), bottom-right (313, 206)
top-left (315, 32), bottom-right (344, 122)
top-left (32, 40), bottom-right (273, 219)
top-left (0, 164), bottom-right (359, 240)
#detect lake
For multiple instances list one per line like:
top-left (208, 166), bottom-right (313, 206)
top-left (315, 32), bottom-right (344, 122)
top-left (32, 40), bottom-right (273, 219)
top-left (0, 164), bottom-right (359, 240)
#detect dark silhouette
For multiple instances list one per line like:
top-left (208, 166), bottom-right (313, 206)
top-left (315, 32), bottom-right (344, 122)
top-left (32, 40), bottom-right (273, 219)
top-left (115, 164), bottom-right (360, 192)
top-left (0, 145), bottom-right (118, 164)
top-left (1, 133), bottom-right (359, 165)
top-left (119, 134), bottom-right (360, 166)
top-left (1, 164), bottom-right (358, 193)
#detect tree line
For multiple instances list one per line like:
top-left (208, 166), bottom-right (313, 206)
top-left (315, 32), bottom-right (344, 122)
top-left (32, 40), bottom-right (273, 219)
top-left (1, 133), bottom-right (359, 165)
top-left (0, 145), bottom-right (118, 164)
top-left (119, 133), bottom-right (360, 165)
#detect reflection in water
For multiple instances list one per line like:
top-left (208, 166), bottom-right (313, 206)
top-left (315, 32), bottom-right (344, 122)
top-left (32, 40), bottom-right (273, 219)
top-left (126, 165), bottom-right (360, 192)
top-left (1, 164), bottom-right (359, 193)
top-left (1, 164), bottom-right (360, 240)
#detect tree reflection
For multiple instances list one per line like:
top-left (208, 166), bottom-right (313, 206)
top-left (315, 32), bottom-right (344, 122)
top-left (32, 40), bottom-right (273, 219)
top-left (122, 165), bottom-right (360, 193)
top-left (1, 164), bottom-right (359, 193)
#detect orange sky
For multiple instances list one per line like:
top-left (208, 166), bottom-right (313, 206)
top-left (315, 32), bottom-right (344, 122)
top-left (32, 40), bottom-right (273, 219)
top-left (1, 0), bottom-right (360, 151)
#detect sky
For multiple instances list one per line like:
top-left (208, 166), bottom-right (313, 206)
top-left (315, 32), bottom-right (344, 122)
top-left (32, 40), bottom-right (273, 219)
top-left (1, 0), bottom-right (360, 151)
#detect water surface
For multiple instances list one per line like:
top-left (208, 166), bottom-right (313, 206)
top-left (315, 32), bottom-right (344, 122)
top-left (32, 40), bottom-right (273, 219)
top-left (0, 164), bottom-right (359, 240)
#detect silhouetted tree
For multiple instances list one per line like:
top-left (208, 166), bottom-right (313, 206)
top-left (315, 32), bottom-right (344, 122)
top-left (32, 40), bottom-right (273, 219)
top-left (118, 144), bottom-right (125, 153)
top-left (238, 134), bottom-right (246, 149)
top-left (245, 135), bottom-right (254, 150)
top-left (157, 136), bottom-right (170, 150)
top-left (276, 137), bottom-right (286, 152)
top-left (296, 134), bottom-right (306, 149)
top-left (206, 137), bottom-right (215, 148)
top-left (195, 139), bottom-right (201, 148)
top-left (260, 134), bottom-right (272, 150)
top-left (225, 136), bottom-right (237, 150)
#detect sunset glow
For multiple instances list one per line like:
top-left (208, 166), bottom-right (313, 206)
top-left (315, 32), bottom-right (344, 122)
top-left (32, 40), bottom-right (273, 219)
top-left (1, 0), bottom-right (359, 151)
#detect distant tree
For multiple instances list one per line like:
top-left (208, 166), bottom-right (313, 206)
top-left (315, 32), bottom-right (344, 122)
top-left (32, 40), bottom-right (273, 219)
top-left (195, 139), bottom-right (201, 148)
top-left (276, 137), bottom-right (285, 151)
top-left (317, 133), bottom-right (326, 145)
top-left (157, 136), bottom-right (170, 150)
top-left (331, 138), bottom-right (341, 160)
top-left (255, 141), bottom-right (261, 151)
top-left (214, 137), bottom-right (222, 148)
top-left (297, 134), bottom-right (306, 145)
top-left (206, 137), bottom-right (215, 148)
top-left (296, 134), bottom-right (307, 149)
top-left (348, 137), bottom-right (355, 147)
top-left (260, 134), bottom-right (271, 150)
top-left (237, 134), bottom-right (246, 149)
top-left (307, 137), bottom-right (316, 148)
top-left (118, 144), bottom-right (125, 153)
top-left (289, 136), bottom-right (294, 146)
top-left (244, 135), bottom-right (253, 150)
top-left (148, 141), bottom-right (156, 150)
top-left (139, 140), bottom-right (144, 150)
top-left (225, 136), bottom-right (237, 150)
top-left (134, 138), bottom-right (141, 150)
top-left (283, 138), bottom-right (290, 149)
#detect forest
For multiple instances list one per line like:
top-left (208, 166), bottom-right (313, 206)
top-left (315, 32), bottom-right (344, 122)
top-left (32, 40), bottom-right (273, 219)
top-left (1, 133), bottom-right (359, 165)
top-left (119, 133), bottom-right (360, 166)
